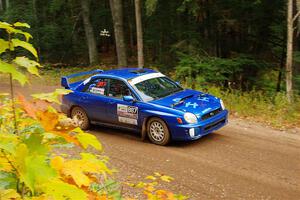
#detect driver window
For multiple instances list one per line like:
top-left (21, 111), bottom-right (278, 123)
top-left (108, 79), bottom-right (132, 99)
top-left (85, 78), bottom-right (108, 96)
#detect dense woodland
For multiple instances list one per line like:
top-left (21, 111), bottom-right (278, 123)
top-left (0, 0), bottom-right (299, 96)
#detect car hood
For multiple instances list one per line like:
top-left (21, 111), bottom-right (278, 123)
top-left (150, 89), bottom-right (221, 117)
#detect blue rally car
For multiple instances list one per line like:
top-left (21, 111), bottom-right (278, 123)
top-left (61, 68), bottom-right (228, 145)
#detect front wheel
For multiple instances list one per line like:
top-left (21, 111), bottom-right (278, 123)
top-left (71, 107), bottom-right (90, 130)
top-left (147, 117), bottom-right (170, 145)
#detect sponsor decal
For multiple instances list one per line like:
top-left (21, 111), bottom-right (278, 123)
top-left (117, 104), bottom-right (138, 125)
top-left (172, 98), bottom-right (181, 102)
top-left (118, 116), bottom-right (137, 125)
top-left (90, 87), bottom-right (105, 95)
top-left (129, 73), bottom-right (165, 85)
top-left (96, 81), bottom-right (107, 87)
top-left (185, 102), bottom-right (199, 109)
top-left (197, 96), bottom-right (210, 102)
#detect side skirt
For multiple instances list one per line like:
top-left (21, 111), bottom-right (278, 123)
top-left (91, 120), bottom-right (141, 133)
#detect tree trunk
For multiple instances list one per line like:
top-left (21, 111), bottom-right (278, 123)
top-left (286, 0), bottom-right (294, 102)
top-left (135, 0), bottom-right (144, 68)
top-left (81, 0), bottom-right (99, 65)
top-left (276, 47), bottom-right (285, 92)
top-left (296, 0), bottom-right (300, 36)
top-left (5, 0), bottom-right (8, 9)
top-left (0, 0), bottom-right (3, 11)
top-left (109, 0), bottom-right (128, 67)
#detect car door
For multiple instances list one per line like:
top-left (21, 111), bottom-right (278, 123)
top-left (105, 78), bottom-right (139, 128)
top-left (79, 77), bottom-right (111, 123)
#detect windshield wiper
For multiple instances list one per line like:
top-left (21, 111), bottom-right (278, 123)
top-left (171, 94), bottom-right (194, 107)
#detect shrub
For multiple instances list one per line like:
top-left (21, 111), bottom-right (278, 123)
top-left (174, 53), bottom-right (268, 90)
top-left (196, 86), bottom-right (300, 128)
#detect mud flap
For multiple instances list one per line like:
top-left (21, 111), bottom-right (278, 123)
top-left (141, 118), bottom-right (147, 141)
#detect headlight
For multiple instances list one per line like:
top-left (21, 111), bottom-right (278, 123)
top-left (220, 99), bottom-right (225, 110)
top-left (184, 112), bottom-right (198, 124)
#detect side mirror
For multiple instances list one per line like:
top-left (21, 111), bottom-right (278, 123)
top-left (123, 95), bottom-right (135, 102)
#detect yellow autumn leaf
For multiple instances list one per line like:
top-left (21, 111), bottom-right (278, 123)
top-left (41, 179), bottom-right (88, 200)
top-left (52, 153), bottom-right (112, 188)
top-left (73, 128), bottom-right (102, 151)
top-left (156, 189), bottom-right (175, 199)
top-left (154, 172), bottom-right (162, 177)
top-left (26, 194), bottom-right (48, 200)
top-left (160, 175), bottom-right (174, 183)
top-left (0, 93), bottom-right (9, 96)
top-left (0, 189), bottom-right (21, 199)
top-left (144, 185), bottom-right (155, 192)
top-left (37, 110), bottom-right (59, 131)
top-left (0, 38), bottom-right (9, 54)
top-left (13, 22), bottom-right (30, 28)
top-left (145, 175), bottom-right (157, 181)
top-left (32, 89), bottom-right (72, 104)
top-left (12, 29), bottom-right (33, 42)
top-left (50, 156), bottom-right (64, 171)
top-left (12, 38), bottom-right (37, 58)
top-left (0, 59), bottom-right (28, 85)
top-left (13, 56), bottom-right (41, 76)
top-left (62, 161), bottom-right (91, 187)
top-left (0, 156), bottom-right (13, 172)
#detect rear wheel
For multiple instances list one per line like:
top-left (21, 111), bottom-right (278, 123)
top-left (147, 117), bottom-right (170, 145)
top-left (71, 107), bottom-right (90, 130)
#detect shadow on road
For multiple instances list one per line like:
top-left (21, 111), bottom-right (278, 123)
top-left (88, 123), bottom-right (225, 148)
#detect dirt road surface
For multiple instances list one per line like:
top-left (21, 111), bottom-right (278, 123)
top-left (1, 83), bottom-right (300, 199)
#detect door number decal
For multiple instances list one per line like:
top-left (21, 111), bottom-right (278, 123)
top-left (117, 104), bottom-right (138, 125)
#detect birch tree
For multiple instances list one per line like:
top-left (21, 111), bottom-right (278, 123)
top-left (286, 0), bottom-right (300, 102)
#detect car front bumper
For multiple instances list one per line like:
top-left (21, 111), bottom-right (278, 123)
top-left (169, 109), bottom-right (228, 141)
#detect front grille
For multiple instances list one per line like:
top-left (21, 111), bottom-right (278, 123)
top-left (204, 119), bottom-right (226, 131)
top-left (201, 108), bottom-right (222, 120)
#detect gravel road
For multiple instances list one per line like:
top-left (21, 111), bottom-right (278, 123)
top-left (1, 83), bottom-right (299, 199)
top-left (90, 119), bottom-right (300, 200)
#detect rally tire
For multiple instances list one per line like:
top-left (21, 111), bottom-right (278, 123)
top-left (71, 107), bottom-right (90, 130)
top-left (147, 117), bottom-right (170, 145)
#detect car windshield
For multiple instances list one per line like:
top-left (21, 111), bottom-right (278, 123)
top-left (130, 76), bottom-right (183, 101)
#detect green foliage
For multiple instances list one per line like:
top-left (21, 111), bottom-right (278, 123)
top-left (145, 0), bottom-right (158, 16)
top-left (198, 86), bottom-right (300, 128)
top-left (0, 171), bottom-right (17, 189)
top-left (294, 51), bottom-right (300, 63)
top-left (0, 21), bottom-right (41, 85)
top-left (175, 53), bottom-right (267, 90)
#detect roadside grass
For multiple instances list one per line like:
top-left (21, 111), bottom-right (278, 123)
top-left (199, 86), bottom-right (300, 129)
top-left (0, 65), bottom-right (104, 86)
top-left (36, 64), bottom-right (112, 85)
